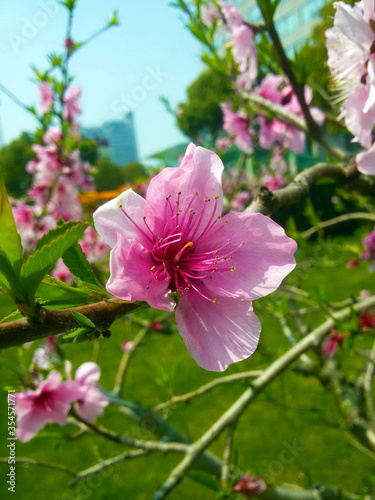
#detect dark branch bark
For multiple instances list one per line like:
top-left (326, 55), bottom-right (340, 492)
top-left (0, 300), bottom-right (142, 349)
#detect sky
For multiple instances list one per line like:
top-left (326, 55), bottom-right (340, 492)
top-left (0, 0), bottom-right (203, 159)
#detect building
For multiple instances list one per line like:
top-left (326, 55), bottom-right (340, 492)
top-left (236, 0), bottom-right (327, 57)
top-left (82, 112), bottom-right (139, 166)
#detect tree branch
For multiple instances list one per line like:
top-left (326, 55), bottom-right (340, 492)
top-left (0, 299), bottom-right (142, 349)
top-left (302, 212), bottom-right (375, 240)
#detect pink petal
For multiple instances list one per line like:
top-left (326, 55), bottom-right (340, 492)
top-left (107, 234), bottom-right (175, 311)
top-left (145, 144), bottom-right (224, 233)
top-left (75, 362), bottom-right (101, 386)
top-left (176, 286), bottom-right (261, 371)
top-left (356, 142), bottom-right (375, 175)
top-left (75, 388), bottom-right (109, 423)
top-left (345, 86), bottom-right (375, 148)
top-left (203, 211), bottom-right (297, 301)
top-left (16, 408), bottom-right (46, 442)
top-left (93, 189), bottom-right (147, 248)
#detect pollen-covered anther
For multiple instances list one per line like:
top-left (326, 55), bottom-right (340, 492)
top-left (230, 266), bottom-right (236, 271)
top-left (118, 203), bottom-right (123, 208)
top-left (151, 266), bottom-right (156, 272)
top-left (214, 195), bottom-right (220, 199)
top-left (213, 298), bottom-right (217, 304)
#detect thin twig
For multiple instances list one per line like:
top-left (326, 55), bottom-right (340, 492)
top-left (70, 450), bottom-right (148, 485)
top-left (302, 212), bottom-right (375, 239)
top-left (153, 371), bottom-right (263, 412)
top-left (113, 326), bottom-right (149, 396)
top-left (0, 457), bottom-right (75, 477)
top-left (221, 418), bottom-right (238, 484)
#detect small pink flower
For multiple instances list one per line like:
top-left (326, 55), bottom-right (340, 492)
top-left (62, 85), bottom-right (82, 122)
top-left (262, 174), bottom-right (284, 191)
top-left (218, 1), bottom-right (243, 30)
top-left (65, 37), bottom-right (74, 51)
top-left (346, 258), bottom-right (360, 269)
top-left (215, 136), bottom-right (232, 152)
top-left (66, 361), bottom-right (109, 422)
top-left (233, 472), bottom-right (267, 496)
top-left (360, 310), bottom-right (375, 331)
top-left (15, 371), bottom-right (80, 442)
top-left (38, 81), bottom-right (54, 114)
top-left (231, 191), bottom-right (251, 212)
top-left (323, 329), bottom-right (347, 357)
top-left (361, 227), bottom-right (375, 270)
top-left (94, 143), bottom-right (297, 371)
top-left (121, 340), bottom-right (135, 352)
top-left (220, 102), bottom-right (253, 153)
top-left (201, 3), bottom-right (219, 28)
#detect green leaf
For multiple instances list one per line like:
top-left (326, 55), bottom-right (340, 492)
top-left (61, 239), bottom-right (102, 287)
top-left (20, 221), bottom-right (88, 304)
top-left (55, 327), bottom-right (96, 345)
top-left (70, 310), bottom-right (96, 330)
top-left (0, 250), bottom-right (27, 301)
top-left (0, 168), bottom-right (23, 276)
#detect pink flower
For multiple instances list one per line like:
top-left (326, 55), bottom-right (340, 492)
top-left (233, 472), bottom-right (267, 496)
top-left (360, 310), bottom-right (375, 331)
top-left (93, 143), bottom-right (297, 371)
top-left (38, 81), bottom-right (54, 114)
top-left (216, 136), bottom-right (232, 152)
top-left (62, 85), bottom-right (82, 122)
top-left (256, 75), bottom-right (324, 153)
top-left (361, 227), bottom-right (375, 270)
top-left (231, 191), bottom-right (251, 212)
top-left (322, 329), bottom-right (347, 357)
top-left (15, 371), bottom-right (80, 442)
top-left (201, 3), bottom-right (219, 28)
top-left (232, 24), bottom-right (257, 87)
top-left (66, 361), bottom-right (109, 422)
top-left (219, 1), bottom-right (243, 30)
top-left (326, 1), bottom-right (375, 148)
top-left (262, 174), bottom-right (284, 191)
top-left (346, 258), bottom-right (360, 269)
top-left (121, 340), bottom-right (135, 352)
top-left (220, 102), bottom-right (253, 153)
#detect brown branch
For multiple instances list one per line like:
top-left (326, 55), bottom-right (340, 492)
top-left (0, 457), bottom-right (76, 477)
top-left (0, 299), bottom-right (142, 349)
top-left (248, 162), bottom-right (348, 215)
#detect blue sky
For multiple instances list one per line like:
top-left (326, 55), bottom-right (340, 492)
top-left (0, 0), bottom-right (203, 158)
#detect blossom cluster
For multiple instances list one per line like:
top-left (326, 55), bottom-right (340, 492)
top-left (14, 361), bottom-right (109, 442)
top-left (326, 0), bottom-right (375, 175)
top-left (11, 82), bottom-right (108, 280)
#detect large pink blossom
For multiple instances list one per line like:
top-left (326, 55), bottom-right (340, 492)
top-left (94, 143), bottom-right (297, 371)
top-left (14, 371), bottom-right (80, 442)
top-left (38, 81), bottom-right (54, 114)
top-left (326, 0), bottom-right (375, 149)
top-left (66, 361), bottom-right (109, 422)
top-left (220, 101), bottom-right (253, 153)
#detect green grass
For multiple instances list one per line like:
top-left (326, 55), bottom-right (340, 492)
top-left (1, 234), bottom-right (375, 499)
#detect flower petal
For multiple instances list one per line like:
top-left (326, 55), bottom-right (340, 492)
top-left (145, 144), bottom-right (224, 233)
top-left (75, 362), bottom-right (101, 386)
top-left (176, 286), bottom-right (261, 371)
top-left (356, 141), bottom-right (375, 175)
top-left (93, 188), bottom-right (147, 248)
top-left (203, 211), bottom-right (297, 301)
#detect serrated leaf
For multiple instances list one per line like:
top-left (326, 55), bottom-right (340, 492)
top-left (0, 249), bottom-right (27, 301)
top-left (62, 239), bottom-right (103, 287)
top-left (70, 310), bottom-right (96, 330)
top-left (0, 168), bottom-right (23, 276)
top-left (20, 221), bottom-right (88, 303)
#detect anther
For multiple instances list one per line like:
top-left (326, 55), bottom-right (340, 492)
top-left (213, 298), bottom-right (217, 304)
top-left (214, 195), bottom-right (220, 199)
top-left (230, 266), bottom-right (236, 271)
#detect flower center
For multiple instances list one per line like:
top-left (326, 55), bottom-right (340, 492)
top-left (119, 191), bottom-right (243, 302)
